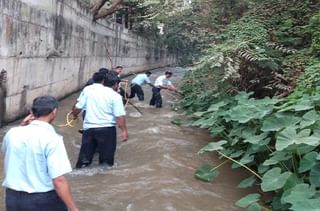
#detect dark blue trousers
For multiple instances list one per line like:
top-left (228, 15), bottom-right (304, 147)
top-left (76, 127), bottom-right (117, 168)
top-left (149, 87), bottom-right (162, 108)
top-left (6, 188), bottom-right (67, 211)
top-left (129, 84), bottom-right (144, 101)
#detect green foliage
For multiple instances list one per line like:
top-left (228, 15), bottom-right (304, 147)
top-left (181, 88), bottom-right (320, 210)
top-left (194, 163), bottom-right (219, 182)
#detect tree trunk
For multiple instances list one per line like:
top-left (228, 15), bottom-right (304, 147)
top-left (94, 0), bottom-right (123, 21)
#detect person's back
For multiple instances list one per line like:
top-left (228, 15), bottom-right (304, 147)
top-left (2, 121), bottom-right (69, 192)
top-left (2, 95), bottom-right (78, 211)
top-left (81, 83), bottom-right (123, 128)
top-left (131, 73), bottom-right (150, 86)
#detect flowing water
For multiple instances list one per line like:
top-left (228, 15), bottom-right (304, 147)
top-left (0, 68), bottom-right (253, 210)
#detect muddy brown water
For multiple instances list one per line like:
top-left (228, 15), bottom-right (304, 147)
top-left (0, 68), bottom-right (254, 210)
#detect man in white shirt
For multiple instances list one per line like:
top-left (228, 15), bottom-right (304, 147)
top-left (2, 96), bottom-right (78, 211)
top-left (129, 71), bottom-right (154, 101)
top-left (72, 71), bottom-right (128, 168)
top-left (150, 71), bottom-right (179, 108)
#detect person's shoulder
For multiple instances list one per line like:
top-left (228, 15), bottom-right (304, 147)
top-left (5, 126), bottom-right (23, 136)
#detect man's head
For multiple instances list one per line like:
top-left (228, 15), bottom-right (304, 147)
top-left (93, 72), bottom-right (106, 83)
top-left (165, 71), bottom-right (173, 78)
top-left (31, 96), bottom-right (58, 122)
top-left (113, 66), bottom-right (123, 75)
top-left (104, 72), bottom-right (121, 90)
top-left (98, 67), bottom-right (109, 75)
top-left (145, 71), bottom-right (152, 77)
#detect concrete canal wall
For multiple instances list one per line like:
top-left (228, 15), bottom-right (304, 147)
top-left (0, 0), bottom-right (175, 124)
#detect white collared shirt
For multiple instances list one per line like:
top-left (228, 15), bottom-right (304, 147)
top-left (75, 83), bottom-right (126, 129)
top-left (154, 75), bottom-right (172, 87)
top-left (2, 120), bottom-right (72, 193)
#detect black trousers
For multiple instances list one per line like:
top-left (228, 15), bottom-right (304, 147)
top-left (6, 189), bottom-right (67, 211)
top-left (149, 87), bottom-right (162, 108)
top-left (76, 127), bottom-right (117, 168)
top-left (129, 84), bottom-right (144, 101)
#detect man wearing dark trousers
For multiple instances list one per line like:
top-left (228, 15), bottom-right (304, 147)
top-left (72, 72), bottom-right (128, 168)
top-left (150, 71), bottom-right (179, 108)
top-left (2, 96), bottom-right (79, 211)
top-left (129, 71), bottom-right (154, 101)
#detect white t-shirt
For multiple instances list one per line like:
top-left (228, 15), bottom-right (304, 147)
top-left (154, 75), bottom-right (172, 87)
top-left (75, 83), bottom-right (126, 129)
top-left (2, 120), bottom-right (72, 193)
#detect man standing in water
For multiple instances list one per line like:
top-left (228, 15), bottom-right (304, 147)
top-left (129, 71), bottom-right (155, 101)
top-left (150, 71), bottom-right (180, 108)
top-left (2, 96), bottom-right (79, 211)
top-left (72, 71), bottom-right (128, 168)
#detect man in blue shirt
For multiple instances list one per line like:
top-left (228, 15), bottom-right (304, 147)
top-left (129, 71), bottom-right (154, 101)
top-left (2, 96), bottom-right (79, 211)
top-left (72, 72), bottom-right (128, 168)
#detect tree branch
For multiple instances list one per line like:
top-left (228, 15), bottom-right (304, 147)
top-left (90, 0), bottom-right (108, 17)
top-left (93, 0), bottom-right (123, 21)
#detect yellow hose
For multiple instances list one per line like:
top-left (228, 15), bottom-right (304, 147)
top-left (56, 112), bottom-right (76, 128)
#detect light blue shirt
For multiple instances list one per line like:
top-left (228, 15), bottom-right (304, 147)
top-left (75, 83), bottom-right (126, 129)
top-left (131, 73), bottom-right (151, 86)
top-left (2, 120), bottom-right (72, 193)
top-left (154, 75), bottom-right (172, 87)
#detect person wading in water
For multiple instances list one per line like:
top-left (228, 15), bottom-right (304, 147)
top-left (2, 96), bottom-right (79, 211)
top-left (72, 72), bottom-right (128, 168)
top-left (129, 71), bottom-right (155, 101)
top-left (149, 71), bottom-right (181, 108)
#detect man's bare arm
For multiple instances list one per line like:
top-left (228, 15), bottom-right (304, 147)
top-left (53, 176), bottom-right (79, 211)
top-left (116, 116), bottom-right (128, 141)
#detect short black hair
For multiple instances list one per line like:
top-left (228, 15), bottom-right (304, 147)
top-left (145, 71), bottom-right (152, 76)
top-left (104, 72), bottom-right (121, 87)
top-left (115, 66), bottom-right (123, 69)
top-left (31, 96), bottom-right (58, 117)
top-left (93, 72), bottom-right (105, 83)
top-left (165, 71), bottom-right (173, 76)
top-left (98, 68), bottom-right (109, 75)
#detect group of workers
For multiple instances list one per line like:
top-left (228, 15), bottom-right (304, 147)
top-left (1, 67), bottom-right (180, 210)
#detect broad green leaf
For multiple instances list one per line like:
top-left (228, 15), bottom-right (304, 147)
top-left (290, 199), bottom-right (320, 211)
top-left (235, 193), bottom-right (260, 208)
top-left (247, 203), bottom-right (261, 211)
top-left (263, 151), bottom-right (291, 166)
top-left (207, 101), bottom-right (227, 112)
top-left (232, 154), bottom-right (254, 169)
top-left (238, 176), bottom-right (256, 188)
top-left (282, 184), bottom-right (316, 205)
top-left (226, 104), bottom-right (272, 123)
top-left (310, 163), bottom-right (320, 187)
top-left (278, 95), bottom-right (314, 112)
top-left (193, 111), bottom-right (207, 117)
top-left (198, 140), bottom-right (227, 154)
top-left (300, 110), bottom-right (319, 128)
top-left (261, 167), bottom-right (292, 192)
top-left (282, 174), bottom-right (304, 191)
top-left (194, 163), bottom-right (219, 182)
top-left (230, 150), bottom-right (245, 158)
top-left (261, 113), bottom-right (300, 132)
top-left (209, 126), bottom-right (225, 136)
top-left (243, 133), bottom-right (269, 145)
top-left (171, 118), bottom-right (182, 126)
top-left (298, 152), bottom-right (318, 173)
top-left (275, 127), bottom-right (320, 151)
top-left (258, 164), bottom-right (269, 174)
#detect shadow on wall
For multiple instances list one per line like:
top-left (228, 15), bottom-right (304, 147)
top-left (0, 69), bottom-right (7, 127)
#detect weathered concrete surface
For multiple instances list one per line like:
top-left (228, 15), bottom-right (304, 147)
top-left (0, 0), bottom-right (175, 123)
